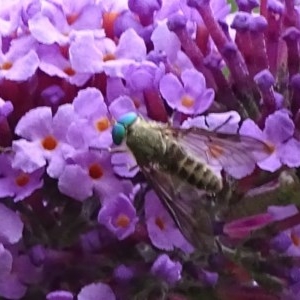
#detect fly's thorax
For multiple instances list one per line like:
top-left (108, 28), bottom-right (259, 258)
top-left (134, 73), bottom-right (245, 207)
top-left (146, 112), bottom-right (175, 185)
top-left (165, 139), bottom-right (223, 192)
top-left (125, 118), bottom-right (167, 165)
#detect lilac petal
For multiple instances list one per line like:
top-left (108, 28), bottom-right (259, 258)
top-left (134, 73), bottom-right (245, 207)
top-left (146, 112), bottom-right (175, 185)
top-left (111, 152), bottom-right (138, 178)
top-left (70, 4), bottom-right (103, 30)
top-left (205, 111), bottom-right (240, 133)
top-left (116, 29), bottom-right (147, 60)
top-left (268, 205), bottom-right (298, 221)
top-left (240, 118), bottom-right (265, 140)
top-left (73, 88), bottom-right (106, 118)
top-left (151, 23), bottom-right (181, 62)
top-left (52, 104), bottom-right (76, 139)
top-left (0, 99), bottom-right (13, 117)
top-left (279, 139), bottom-right (300, 167)
top-left (109, 96), bottom-right (137, 120)
top-left (98, 194), bottom-right (138, 240)
top-left (225, 162), bottom-right (255, 179)
top-left (12, 140), bottom-right (46, 173)
top-left (58, 165), bottom-right (93, 201)
top-left (194, 88), bottom-right (214, 114)
top-left (15, 106), bottom-right (53, 140)
top-left (28, 14), bottom-right (68, 45)
top-left (0, 274), bottom-right (27, 300)
top-left (69, 32), bottom-right (103, 73)
top-left (0, 178), bottom-right (15, 198)
top-left (78, 283), bottom-right (115, 300)
top-left (257, 152), bottom-right (281, 172)
top-left (151, 254), bottom-right (182, 285)
top-left (47, 290), bottom-right (74, 300)
top-left (264, 110), bottom-right (294, 144)
top-left (14, 168), bottom-right (44, 202)
top-left (0, 203), bottom-right (23, 245)
top-left (182, 69), bottom-right (206, 95)
top-left (4, 50), bottom-right (39, 81)
top-left (0, 245), bottom-right (13, 278)
top-left (159, 73), bottom-right (184, 109)
top-left (47, 153), bottom-right (67, 179)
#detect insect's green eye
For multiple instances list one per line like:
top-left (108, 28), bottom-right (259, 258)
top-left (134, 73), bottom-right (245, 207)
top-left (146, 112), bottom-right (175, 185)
top-left (112, 123), bottom-right (126, 145)
top-left (117, 112), bottom-right (138, 127)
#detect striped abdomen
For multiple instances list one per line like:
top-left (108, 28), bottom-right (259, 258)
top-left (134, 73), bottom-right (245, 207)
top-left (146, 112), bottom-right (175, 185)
top-left (163, 139), bottom-right (223, 192)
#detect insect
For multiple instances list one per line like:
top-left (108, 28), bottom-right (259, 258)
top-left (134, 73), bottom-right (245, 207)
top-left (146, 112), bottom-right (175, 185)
top-left (112, 112), bottom-right (271, 249)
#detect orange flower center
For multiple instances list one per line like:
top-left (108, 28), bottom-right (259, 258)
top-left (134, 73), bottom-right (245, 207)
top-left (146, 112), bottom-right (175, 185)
top-left (1, 62), bottom-right (13, 70)
top-left (66, 13), bottom-right (78, 25)
top-left (103, 53), bottom-right (116, 61)
top-left (63, 67), bottom-right (76, 76)
top-left (116, 214), bottom-right (130, 228)
top-left (155, 217), bottom-right (165, 230)
top-left (15, 173), bottom-right (30, 187)
top-left (181, 95), bottom-right (194, 108)
top-left (42, 135), bottom-right (58, 151)
top-left (96, 117), bottom-right (110, 131)
top-left (89, 163), bottom-right (104, 179)
top-left (291, 232), bottom-right (300, 246)
top-left (102, 12), bottom-right (119, 39)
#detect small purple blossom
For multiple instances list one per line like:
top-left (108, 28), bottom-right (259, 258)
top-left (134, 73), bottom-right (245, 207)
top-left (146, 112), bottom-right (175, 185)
top-left (98, 193), bottom-right (138, 240)
top-left (145, 190), bottom-right (193, 253)
top-left (159, 68), bottom-right (214, 115)
top-left (151, 254), bottom-right (182, 285)
top-left (77, 283), bottom-right (115, 300)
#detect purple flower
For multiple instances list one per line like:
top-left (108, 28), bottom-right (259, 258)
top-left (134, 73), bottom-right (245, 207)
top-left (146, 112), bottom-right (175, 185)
top-left (159, 68), bottom-right (214, 115)
top-left (113, 264), bottom-right (134, 282)
top-left (58, 150), bottom-right (121, 202)
top-left (0, 153), bottom-right (43, 202)
top-left (69, 87), bottom-right (112, 149)
top-left (240, 110), bottom-right (300, 172)
top-left (151, 254), bottom-right (182, 285)
top-left (0, 202), bottom-right (23, 245)
top-left (28, 0), bottom-right (102, 46)
top-left (77, 283), bottom-right (115, 300)
top-left (12, 105), bottom-right (76, 178)
top-left (0, 36), bottom-right (39, 81)
top-left (98, 193), bottom-right (138, 240)
top-left (145, 190), bottom-right (194, 253)
top-left (268, 205), bottom-right (300, 257)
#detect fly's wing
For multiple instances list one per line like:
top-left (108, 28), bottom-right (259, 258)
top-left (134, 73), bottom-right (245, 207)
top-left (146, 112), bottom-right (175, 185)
top-left (165, 127), bottom-right (271, 174)
top-left (141, 164), bottom-right (216, 252)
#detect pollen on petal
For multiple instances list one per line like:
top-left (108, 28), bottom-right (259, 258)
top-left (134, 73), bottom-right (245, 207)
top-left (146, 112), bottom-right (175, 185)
top-left (181, 95), bottom-right (195, 108)
top-left (15, 173), bottom-right (30, 187)
top-left (155, 217), bottom-right (165, 230)
top-left (66, 13), bottom-right (78, 25)
top-left (103, 53), bottom-right (116, 62)
top-left (1, 62), bottom-right (13, 70)
top-left (96, 117), bottom-right (110, 131)
top-left (103, 12), bottom-right (119, 39)
top-left (115, 214), bottom-right (130, 228)
top-left (89, 163), bottom-right (104, 179)
top-left (291, 232), bottom-right (300, 246)
top-left (42, 135), bottom-right (58, 151)
top-left (208, 144), bottom-right (224, 158)
top-left (63, 67), bottom-right (76, 76)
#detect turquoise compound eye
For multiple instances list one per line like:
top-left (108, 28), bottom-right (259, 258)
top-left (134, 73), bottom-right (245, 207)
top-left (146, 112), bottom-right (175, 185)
top-left (112, 123), bottom-right (126, 145)
top-left (117, 112), bottom-right (138, 127)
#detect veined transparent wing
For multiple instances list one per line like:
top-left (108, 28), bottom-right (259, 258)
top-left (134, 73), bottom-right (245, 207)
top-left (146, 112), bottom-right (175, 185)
top-left (166, 127), bottom-right (272, 172)
top-left (141, 164), bottom-right (216, 252)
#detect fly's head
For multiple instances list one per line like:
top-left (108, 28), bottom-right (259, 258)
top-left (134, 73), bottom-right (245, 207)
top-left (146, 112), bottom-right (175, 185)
top-left (112, 112), bottom-right (165, 163)
top-left (112, 112), bottom-right (138, 145)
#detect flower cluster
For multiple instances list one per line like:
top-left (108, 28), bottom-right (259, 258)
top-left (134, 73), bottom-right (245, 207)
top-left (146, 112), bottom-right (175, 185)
top-left (1, 0), bottom-right (300, 299)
